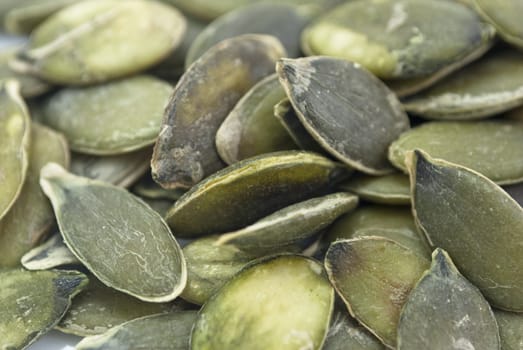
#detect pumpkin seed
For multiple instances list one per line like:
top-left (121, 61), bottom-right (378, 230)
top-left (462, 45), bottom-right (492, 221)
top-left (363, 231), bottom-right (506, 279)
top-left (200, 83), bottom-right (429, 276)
top-left (386, 75), bottom-right (445, 99)
top-left (404, 49), bottom-right (523, 120)
top-left (132, 174), bottom-right (185, 201)
top-left (185, 3), bottom-right (312, 67)
top-left (0, 122), bottom-right (69, 268)
top-left (70, 148), bottom-right (151, 188)
top-left (323, 310), bottom-right (386, 350)
top-left (40, 163), bottom-right (186, 303)
top-left (21, 233), bottom-right (79, 270)
top-left (0, 79), bottom-right (30, 221)
top-left (339, 172), bottom-right (410, 205)
top-left (216, 193), bottom-right (358, 255)
top-left (40, 75), bottom-right (172, 155)
top-left (407, 150), bottom-right (523, 311)
top-left (0, 269), bottom-right (88, 350)
top-left (216, 74), bottom-right (296, 164)
top-left (301, 0), bottom-right (495, 79)
top-left (323, 205), bottom-right (430, 258)
top-left (191, 255), bottom-right (334, 350)
top-left (76, 311), bottom-right (198, 350)
top-left (277, 56), bottom-right (410, 174)
top-left (152, 34), bottom-right (286, 189)
top-left (13, 0), bottom-right (187, 84)
top-left (397, 249), bottom-right (500, 350)
top-left (494, 309), bottom-right (523, 350)
top-left (166, 151), bottom-right (348, 238)
top-left (181, 235), bottom-right (254, 305)
top-left (325, 237), bottom-right (430, 347)
top-left (389, 120), bottom-right (523, 184)
top-left (4, 0), bottom-right (78, 35)
top-left (57, 276), bottom-right (180, 336)
top-left (473, 0), bottom-right (523, 49)
top-left (274, 98), bottom-right (326, 154)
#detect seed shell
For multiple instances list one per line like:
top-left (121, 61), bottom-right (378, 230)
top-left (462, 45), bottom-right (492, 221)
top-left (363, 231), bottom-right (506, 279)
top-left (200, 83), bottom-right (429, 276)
top-left (40, 163), bottom-right (186, 303)
top-left (339, 172), bottom-right (410, 205)
top-left (407, 150), bottom-right (523, 311)
top-left (397, 249), bottom-right (500, 350)
top-left (152, 34), bottom-right (286, 189)
top-left (277, 56), bottom-right (410, 174)
top-left (191, 255), bottom-right (334, 350)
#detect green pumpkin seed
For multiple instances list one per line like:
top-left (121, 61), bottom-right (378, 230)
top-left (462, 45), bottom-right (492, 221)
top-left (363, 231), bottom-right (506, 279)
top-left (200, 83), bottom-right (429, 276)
top-left (4, 0), bottom-right (78, 35)
top-left (0, 269), bottom-right (88, 350)
top-left (40, 75), bottom-right (172, 155)
top-left (152, 34), bottom-right (286, 189)
top-left (404, 49), bottom-right (523, 120)
top-left (277, 56), bottom-right (410, 174)
top-left (57, 276), bottom-right (180, 336)
top-left (407, 150), bottom-right (523, 311)
top-left (0, 46), bottom-right (51, 97)
top-left (494, 309), bottom-right (523, 350)
top-left (325, 237), bottom-right (430, 347)
top-left (0, 123), bottom-right (69, 268)
top-left (166, 151), bottom-right (348, 238)
top-left (76, 311), bottom-right (198, 350)
top-left (181, 235), bottom-right (254, 305)
top-left (70, 148), bottom-right (151, 188)
top-left (40, 163), bottom-right (186, 303)
top-left (13, 0), bottom-right (186, 84)
top-left (0, 79), bottom-right (30, 221)
top-left (216, 193), bottom-right (358, 255)
top-left (473, 0), bottom-right (523, 49)
top-left (386, 75), bottom-right (446, 99)
top-left (216, 74), bottom-right (296, 164)
top-left (324, 205), bottom-right (430, 258)
top-left (301, 0), bottom-right (495, 79)
top-left (163, 0), bottom-right (342, 21)
top-left (323, 310), bottom-right (385, 350)
top-left (191, 255), bottom-right (334, 350)
top-left (185, 3), bottom-right (312, 67)
top-left (389, 120), bottom-right (523, 184)
top-left (339, 172), bottom-right (410, 205)
top-left (397, 249), bottom-right (500, 350)
top-left (274, 98), bottom-right (326, 154)
top-left (21, 233), bottom-right (79, 270)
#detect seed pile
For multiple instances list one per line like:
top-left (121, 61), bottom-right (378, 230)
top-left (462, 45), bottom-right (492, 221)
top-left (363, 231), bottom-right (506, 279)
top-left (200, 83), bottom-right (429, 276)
top-left (0, 0), bottom-right (522, 349)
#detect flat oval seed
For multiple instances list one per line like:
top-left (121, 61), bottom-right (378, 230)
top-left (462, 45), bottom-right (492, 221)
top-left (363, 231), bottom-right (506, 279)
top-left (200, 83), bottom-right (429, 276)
top-left (166, 151), bottom-right (348, 238)
top-left (191, 255), bottom-right (334, 350)
top-left (40, 163), bottom-right (186, 303)
top-left (15, 0), bottom-right (186, 84)
top-left (70, 148), bottom-right (152, 188)
top-left (0, 269), bottom-right (88, 350)
top-left (495, 310), bottom-right (523, 350)
top-left (301, 0), bottom-right (494, 79)
top-left (389, 120), bottom-right (523, 184)
top-left (21, 233), bottom-right (79, 270)
top-left (473, 0), bottom-right (523, 49)
top-left (339, 172), bottom-right (410, 205)
top-left (277, 57), bottom-right (410, 175)
top-left (41, 75), bottom-right (172, 155)
top-left (181, 236), bottom-right (254, 305)
top-left (152, 34), bottom-right (286, 189)
top-left (0, 79), bottom-right (30, 221)
top-left (397, 249), bottom-right (500, 350)
top-left (185, 3), bottom-right (312, 66)
top-left (76, 311), bottom-right (198, 350)
top-left (404, 49), bottom-right (523, 120)
top-left (323, 205), bottom-right (430, 258)
top-left (216, 74), bottom-right (296, 164)
top-left (216, 193), bottom-right (359, 255)
top-left (57, 276), bottom-right (179, 336)
top-left (325, 237), bottom-right (430, 347)
top-left (0, 123), bottom-right (69, 267)
top-left (323, 310), bottom-right (385, 350)
top-left (407, 150), bottom-right (523, 311)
